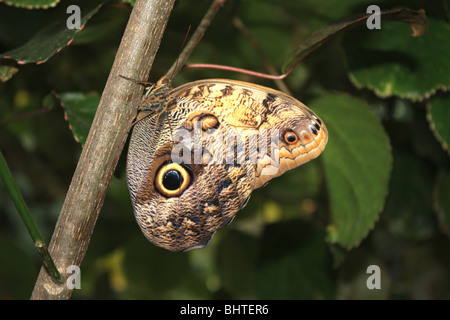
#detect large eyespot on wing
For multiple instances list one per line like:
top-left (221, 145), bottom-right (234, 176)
top-left (133, 160), bottom-right (245, 252)
top-left (129, 114), bottom-right (253, 252)
top-left (154, 162), bottom-right (191, 197)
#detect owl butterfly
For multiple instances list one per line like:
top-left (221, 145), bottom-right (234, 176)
top-left (126, 76), bottom-right (328, 252)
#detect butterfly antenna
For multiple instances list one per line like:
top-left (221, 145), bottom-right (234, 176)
top-left (167, 25), bottom-right (195, 81)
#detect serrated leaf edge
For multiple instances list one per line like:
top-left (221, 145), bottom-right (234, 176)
top-left (426, 101), bottom-right (450, 156)
top-left (348, 73), bottom-right (450, 103)
top-left (1, 0), bottom-right (60, 9)
top-left (323, 96), bottom-right (393, 249)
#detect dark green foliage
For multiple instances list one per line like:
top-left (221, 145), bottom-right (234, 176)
top-left (0, 0), bottom-right (448, 299)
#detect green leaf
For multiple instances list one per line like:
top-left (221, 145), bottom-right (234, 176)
top-left (0, 65), bottom-right (19, 82)
top-left (255, 220), bottom-right (335, 299)
top-left (313, 94), bottom-right (392, 248)
top-left (427, 93), bottom-right (450, 155)
top-left (57, 92), bottom-right (100, 145)
top-left (283, 8), bottom-right (427, 73)
top-left (434, 170), bottom-right (450, 236)
top-left (383, 152), bottom-right (436, 240)
top-left (0, 2), bottom-right (103, 64)
top-left (0, 0), bottom-right (60, 9)
top-left (346, 18), bottom-right (450, 101)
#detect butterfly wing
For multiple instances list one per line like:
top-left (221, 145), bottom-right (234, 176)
top-left (127, 79), bottom-right (328, 252)
top-left (127, 92), bottom-right (252, 252)
top-left (173, 79), bottom-right (328, 188)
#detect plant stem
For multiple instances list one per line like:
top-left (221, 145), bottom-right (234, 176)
top-left (30, 0), bottom-right (176, 300)
top-left (0, 151), bottom-right (65, 284)
top-left (165, 0), bottom-right (227, 79)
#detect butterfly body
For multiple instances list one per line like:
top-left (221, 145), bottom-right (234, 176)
top-left (127, 78), bottom-right (328, 251)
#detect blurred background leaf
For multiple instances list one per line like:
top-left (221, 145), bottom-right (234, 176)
top-left (316, 94), bottom-right (392, 248)
top-left (0, 1), bottom-right (104, 64)
top-left (0, 65), bottom-right (18, 82)
top-left (434, 169), bottom-right (450, 236)
top-left (345, 17), bottom-right (450, 101)
top-left (57, 91), bottom-right (100, 145)
top-left (427, 93), bottom-right (450, 154)
top-left (282, 8), bottom-right (427, 74)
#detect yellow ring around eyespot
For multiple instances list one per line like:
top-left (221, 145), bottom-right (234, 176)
top-left (155, 163), bottom-right (191, 197)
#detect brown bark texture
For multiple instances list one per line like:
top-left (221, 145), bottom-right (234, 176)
top-left (30, 0), bottom-right (176, 300)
